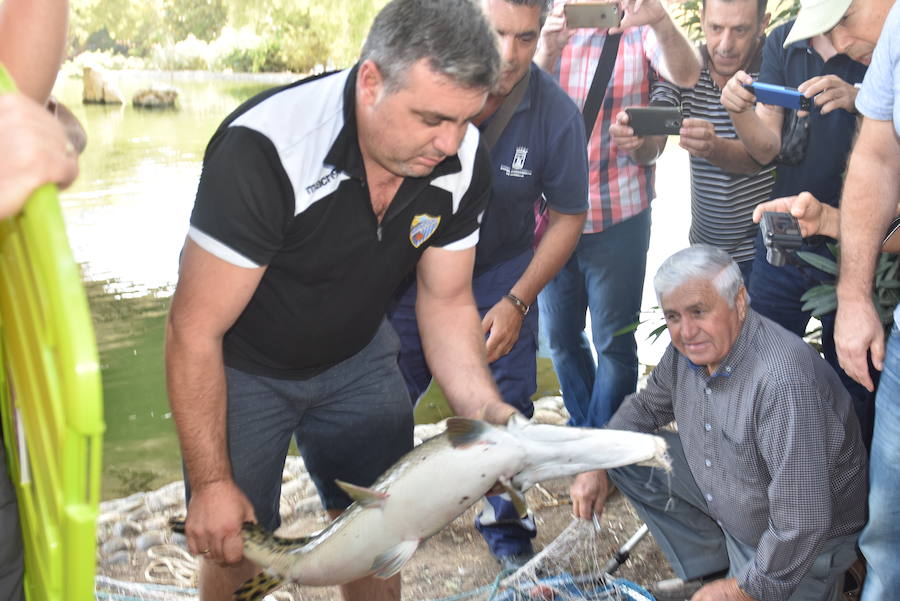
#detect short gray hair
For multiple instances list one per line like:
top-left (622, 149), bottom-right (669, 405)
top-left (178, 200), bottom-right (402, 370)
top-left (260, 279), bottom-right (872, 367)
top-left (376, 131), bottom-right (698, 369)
top-left (501, 0), bottom-right (552, 27)
top-left (654, 246), bottom-right (745, 308)
top-left (361, 0), bottom-right (500, 94)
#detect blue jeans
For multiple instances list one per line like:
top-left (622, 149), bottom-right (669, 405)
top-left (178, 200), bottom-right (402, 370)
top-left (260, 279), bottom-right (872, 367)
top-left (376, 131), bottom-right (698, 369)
top-left (387, 251), bottom-right (538, 418)
top-left (859, 323), bottom-right (900, 601)
top-left (537, 210), bottom-right (651, 427)
top-left (749, 235), bottom-right (875, 448)
top-left (387, 251), bottom-right (538, 558)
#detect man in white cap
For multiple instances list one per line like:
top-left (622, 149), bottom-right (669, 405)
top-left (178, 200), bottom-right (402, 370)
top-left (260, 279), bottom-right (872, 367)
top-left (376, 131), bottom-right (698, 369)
top-left (781, 0), bottom-right (893, 62)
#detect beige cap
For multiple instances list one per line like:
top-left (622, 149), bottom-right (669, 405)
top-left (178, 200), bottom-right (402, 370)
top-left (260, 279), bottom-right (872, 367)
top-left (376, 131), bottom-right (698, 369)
top-left (782, 0), bottom-right (853, 47)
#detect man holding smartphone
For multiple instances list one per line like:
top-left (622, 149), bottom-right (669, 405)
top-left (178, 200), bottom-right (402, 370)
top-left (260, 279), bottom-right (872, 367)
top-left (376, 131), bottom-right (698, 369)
top-left (720, 19), bottom-right (871, 446)
top-left (387, 0), bottom-right (589, 571)
top-left (534, 0), bottom-right (700, 431)
top-left (609, 0), bottom-right (775, 284)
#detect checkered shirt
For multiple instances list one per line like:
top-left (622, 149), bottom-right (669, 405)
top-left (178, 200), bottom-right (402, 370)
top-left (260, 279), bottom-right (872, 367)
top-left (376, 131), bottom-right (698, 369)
top-left (550, 2), bottom-right (663, 233)
top-left (608, 310), bottom-right (867, 601)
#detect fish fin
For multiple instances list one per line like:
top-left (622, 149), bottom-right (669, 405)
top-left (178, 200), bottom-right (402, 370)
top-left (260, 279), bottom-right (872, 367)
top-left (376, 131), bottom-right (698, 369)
top-left (371, 540), bottom-right (420, 579)
top-left (232, 570), bottom-right (284, 601)
top-left (500, 478), bottom-right (529, 519)
top-left (169, 517), bottom-right (185, 534)
top-left (242, 522), bottom-right (315, 548)
top-left (446, 417), bottom-right (490, 447)
top-left (335, 480), bottom-right (389, 508)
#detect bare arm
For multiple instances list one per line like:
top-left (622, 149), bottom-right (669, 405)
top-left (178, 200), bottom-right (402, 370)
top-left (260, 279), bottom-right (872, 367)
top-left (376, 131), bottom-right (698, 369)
top-left (679, 118), bottom-right (764, 174)
top-left (0, 0), bottom-right (69, 103)
top-left (482, 209), bottom-right (586, 363)
top-left (721, 70), bottom-right (783, 165)
top-left (415, 246), bottom-right (518, 424)
top-left (165, 238), bottom-right (265, 563)
top-left (623, 0), bottom-right (699, 88)
top-left (835, 118), bottom-right (900, 390)
top-left (535, 3), bottom-right (573, 72)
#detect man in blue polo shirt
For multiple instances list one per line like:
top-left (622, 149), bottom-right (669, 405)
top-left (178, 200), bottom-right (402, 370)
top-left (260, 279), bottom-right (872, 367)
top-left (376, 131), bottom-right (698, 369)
top-left (721, 22), bottom-right (870, 443)
top-left (387, 0), bottom-right (588, 571)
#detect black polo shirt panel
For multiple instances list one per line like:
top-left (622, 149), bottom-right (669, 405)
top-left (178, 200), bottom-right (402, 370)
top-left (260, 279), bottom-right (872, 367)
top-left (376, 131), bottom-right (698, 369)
top-left (759, 21), bottom-right (868, 207)
top-left (188, 68), bottom-right (490, 379)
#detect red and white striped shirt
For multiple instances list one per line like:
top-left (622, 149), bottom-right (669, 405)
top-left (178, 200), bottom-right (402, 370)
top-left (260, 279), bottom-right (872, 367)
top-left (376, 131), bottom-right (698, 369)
top-left (551, 15), bottom-right (663, 233)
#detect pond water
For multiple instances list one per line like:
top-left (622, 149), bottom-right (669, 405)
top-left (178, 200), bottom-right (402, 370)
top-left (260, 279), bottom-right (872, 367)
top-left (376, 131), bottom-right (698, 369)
top-left (50, 69), bottom-right (691, 500)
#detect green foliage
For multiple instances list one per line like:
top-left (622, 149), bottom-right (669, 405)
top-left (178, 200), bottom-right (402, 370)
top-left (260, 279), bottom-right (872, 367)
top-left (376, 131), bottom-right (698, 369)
top-left (799, 246), bottom-right (900, 334)
top-left (164, 0), bottom-right (228, 43)
top-left (70, 0), bottom-right (389, 72)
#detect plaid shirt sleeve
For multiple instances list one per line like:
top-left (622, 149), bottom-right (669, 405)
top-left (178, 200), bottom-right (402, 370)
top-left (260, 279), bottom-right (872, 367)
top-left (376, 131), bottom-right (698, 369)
top-left (608, 344), bottom-right (677, 432)
top-left (739, 367), bottom-right (842, 600)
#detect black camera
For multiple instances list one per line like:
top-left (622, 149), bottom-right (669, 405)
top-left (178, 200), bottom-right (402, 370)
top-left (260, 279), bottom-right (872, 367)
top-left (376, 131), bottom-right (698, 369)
top-left (760, 211), bottom-right (803, 267)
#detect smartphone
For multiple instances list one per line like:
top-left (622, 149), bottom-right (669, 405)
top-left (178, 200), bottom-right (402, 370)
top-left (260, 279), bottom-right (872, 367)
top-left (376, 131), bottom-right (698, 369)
top-left (743, 81), bottom-right (811, 111)
top-left (564, 2), bottom-right (622, 29)
top-left (624, 106), bottom-right (682, 136)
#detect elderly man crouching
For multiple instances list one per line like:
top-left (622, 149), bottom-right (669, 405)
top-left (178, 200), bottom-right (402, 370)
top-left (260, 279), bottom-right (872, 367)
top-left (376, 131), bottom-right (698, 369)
top-left (571, 245), bottom-right (866, 601)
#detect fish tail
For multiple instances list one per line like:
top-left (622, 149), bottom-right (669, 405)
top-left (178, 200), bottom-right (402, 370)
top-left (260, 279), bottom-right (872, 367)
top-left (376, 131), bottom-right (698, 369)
top-left (233, 571), bottom-right (284, 601)
top-left (169, 517), bottom-right (186, 534)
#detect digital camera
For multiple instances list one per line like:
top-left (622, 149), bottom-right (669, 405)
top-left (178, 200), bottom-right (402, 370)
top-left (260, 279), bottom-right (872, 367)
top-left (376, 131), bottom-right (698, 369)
top-left (760, 211), bottom-right (803, 267)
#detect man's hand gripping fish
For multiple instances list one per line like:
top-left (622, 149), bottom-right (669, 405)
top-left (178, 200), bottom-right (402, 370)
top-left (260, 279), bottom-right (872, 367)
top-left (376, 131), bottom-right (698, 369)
top-left (171, 416), bottom-right (670, 600)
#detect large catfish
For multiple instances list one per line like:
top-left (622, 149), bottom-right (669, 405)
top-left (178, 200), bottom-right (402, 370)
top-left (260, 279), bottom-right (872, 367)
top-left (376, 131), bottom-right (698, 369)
top-left (172, 416), bottom-right (670, 600)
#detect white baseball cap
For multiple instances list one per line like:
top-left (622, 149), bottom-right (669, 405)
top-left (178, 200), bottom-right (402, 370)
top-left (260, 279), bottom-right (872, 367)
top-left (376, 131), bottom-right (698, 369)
top-left (782, 0), bottom-right (853, 47)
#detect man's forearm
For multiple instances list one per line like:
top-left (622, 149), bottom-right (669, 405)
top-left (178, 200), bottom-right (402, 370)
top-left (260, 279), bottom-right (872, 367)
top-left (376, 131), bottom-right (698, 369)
top-left (165, 320), bottom-right (233, 490)
top-left (837, 119), bottom-right (900, 303)
top-left (651, 15), bottom-right (700, 88)
top-left (630, 135), bottom-right (667, 165)
top-left (417, 293), bottom-right (515, 424)
top-left (707, 137), bottom-right (764, 174)
top-left (510, 210), bottom-right (586, 305)
top-left (731, 108), bottom-right (780, 165)
top-left (0, 0), bottom-right (69, 103)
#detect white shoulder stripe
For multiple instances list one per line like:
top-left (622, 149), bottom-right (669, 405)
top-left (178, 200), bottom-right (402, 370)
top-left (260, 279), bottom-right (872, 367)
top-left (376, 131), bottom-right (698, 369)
top-left (189, 226), bottom-right (260, 268)
top-left (441, 228), bottom-right (480, 251)
top-left (230, 71), bottom-right (351, 217)
top-left (430, 123), bottom-right (480, 214)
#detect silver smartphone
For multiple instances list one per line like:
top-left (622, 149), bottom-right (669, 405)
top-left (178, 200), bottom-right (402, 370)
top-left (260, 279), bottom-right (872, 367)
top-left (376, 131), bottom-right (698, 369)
top-left (564, 2), bottom-right (622, 29)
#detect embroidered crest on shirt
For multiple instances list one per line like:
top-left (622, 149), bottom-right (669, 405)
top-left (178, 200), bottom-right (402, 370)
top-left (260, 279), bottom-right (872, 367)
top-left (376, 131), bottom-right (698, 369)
top-left (409, 214), bottom-right (441, 248)
top-left (500, 146), bottom-right (533, 178)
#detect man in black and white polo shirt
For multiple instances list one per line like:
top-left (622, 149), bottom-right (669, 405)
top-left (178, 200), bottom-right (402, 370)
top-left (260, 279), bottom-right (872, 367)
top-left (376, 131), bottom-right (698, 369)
top-left (609, 0), bottom-right (774, 284)
top-left (165, 1), bottom-right (520, 600)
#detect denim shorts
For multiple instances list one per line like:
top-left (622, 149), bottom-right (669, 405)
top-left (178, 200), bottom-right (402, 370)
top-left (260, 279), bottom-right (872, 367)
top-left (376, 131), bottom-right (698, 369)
top-left (185, 319), bottom-right (414, 531)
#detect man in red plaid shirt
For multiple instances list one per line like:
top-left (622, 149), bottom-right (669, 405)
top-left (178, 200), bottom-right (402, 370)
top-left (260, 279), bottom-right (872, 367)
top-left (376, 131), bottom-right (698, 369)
top-left (535, 0), bottom-right (700, 430)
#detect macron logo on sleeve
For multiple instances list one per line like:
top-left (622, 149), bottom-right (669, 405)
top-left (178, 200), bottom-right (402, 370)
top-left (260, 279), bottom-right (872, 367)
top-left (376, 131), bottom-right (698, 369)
top-left (305, 168), bottom-right (341, 194)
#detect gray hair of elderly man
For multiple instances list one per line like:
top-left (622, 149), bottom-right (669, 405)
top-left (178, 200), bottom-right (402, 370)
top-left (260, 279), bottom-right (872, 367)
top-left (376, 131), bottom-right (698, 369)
top-left (361, 0), bottom-right (501, 94)
top-left (654, 245), bottom-right (746, 308)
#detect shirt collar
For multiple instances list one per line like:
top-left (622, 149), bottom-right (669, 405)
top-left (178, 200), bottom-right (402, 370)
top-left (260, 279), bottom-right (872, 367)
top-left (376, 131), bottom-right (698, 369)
top-left (324, 63), bottom-right (463, 183)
